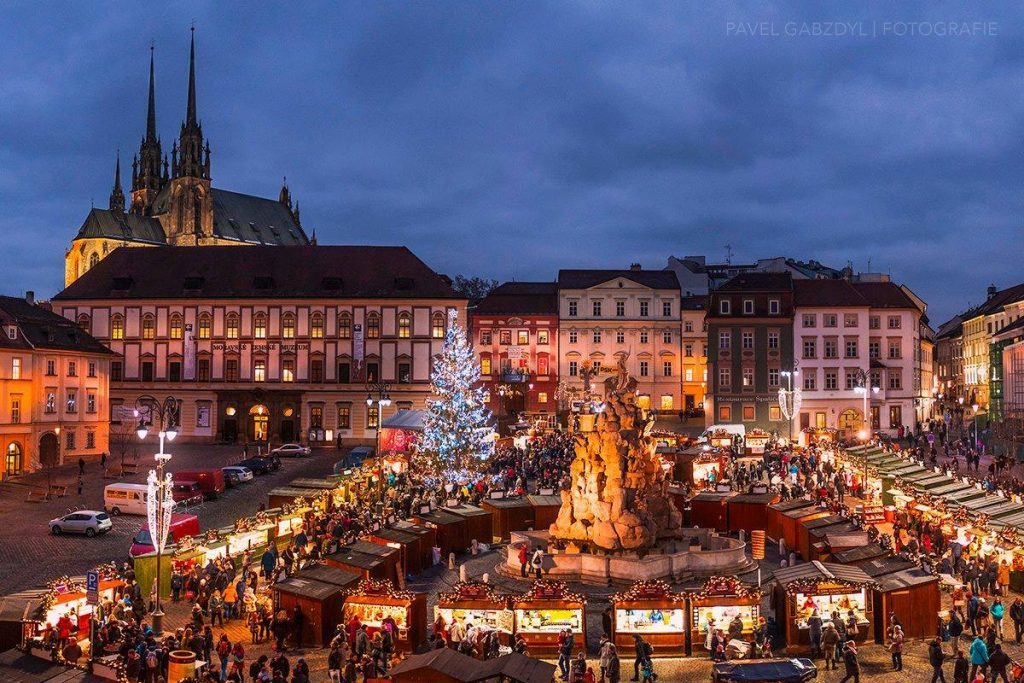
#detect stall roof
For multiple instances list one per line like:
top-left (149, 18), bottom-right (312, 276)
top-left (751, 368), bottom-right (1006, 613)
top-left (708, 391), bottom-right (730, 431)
top-left (295, 565), bottom-right (362, 589)
top-left (268, 486), bottom-right (317, 499)
top-left (288, 478), bottom-right (337, 490)
top-left (444, 504), bottom-right (491, 518)
top-left (984, 502), bottom-right (1022, 519)
top-left (943, 488), bottom-right (987, 504)
top-left (809, 522), bottom-right (858, 540)
top-left (691, 491), bottom-right (739, 502)
top-left (346, 540), bottom-right (398, 559)
top-left (393, 520), bottom-right (435, 537)
top-left (802, 515), bottom-right (848, 531)
top-left (381, 409), bottom-right (427, 431)
top-left (992, 512), bottom-right (1024, 529)
top-left (833, 543), bottom-right (888, 564)
top-left (372, 527), bottom-right (420, 545)
top-left (876, 568), bottom-right (940, 592)
top-left (904, 470), bottom-right (942, 482)
top-left (770, 498), bottom-right (818, 513)
top-left (527, 494), bottom-right (563, 507)
top-left (773, 560), bottom-right (873, 586)
top-left (824, 531), bottom-right (869, 548)
top-left (481, 497), bottom-right (532, 509)
top-left (731, 492), bottom-right (780, 505)
top-left (929, 482), bottom-right (974, 496)
top-left (275, 576), bottom-right (340, 601)
top-left (858, 556), bottom-right (918, 578)
top-left (325, 549), bottom-right (383, 571)
top-left (0, 648), bottom-right (92, 683)
top-left (476, 652), bottom-right (558, 683)
top-left (414, 509), bottom-right (468, 525)
top-left (958, 496), bottom-right (1004, 511)
top-left (783, 505), bottom-right (827, 520)
top-left (0, 589), bottom-right (47, 623)
top-left (387, 647), bottom-right (484, 682)
top-left (914, 475), bottom-right (956, 490)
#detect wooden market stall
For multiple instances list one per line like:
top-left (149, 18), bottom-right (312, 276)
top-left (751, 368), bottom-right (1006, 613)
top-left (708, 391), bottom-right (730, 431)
top-left (268, 486), bottom-right (320, 510)
top-left (777, 503), bottom-right (829, 554)
top-left (341, 578), bottom-right (427, 653)
top-left (773, 561), bottom-right (876, 652)
top-left (512, 580), bottom-right (587, 657)
top-left (687, 576), bottom-right (762, 657)
top-left (20, 570), bottom-right (125, 657)
top-left (324, 540), bottom-right (399, 582)
top-left (817, 531), bottom-right (869, 562)
top-left (689, 491), bottom-right (737, 532)
top-left (368, 527), bottom-right (425, 577)
top-left (727, 493), bottom-right (780, 534)
top-left (273, 566), bottom-right (361, 647)
top-left (393, 520), bottom-right (439, 572)
top-left (872, 568), bottom-right (941, 643)
top-left (609, 580), bottom-right (687, 657)
top-left (435, 581), bottom-right (514, 646)
top-left (527, 494), bottom-right (563, 534)
top-left (412, 508), bottom-right (470, 556)
top-left (796, 515), bottom-right (852, 561)
top-left (832, 543), bottom-right (889, 567)
top-left (767, 499), bottom-right (819, 544)
top-left (858, 556), bottom-right (918, 581)
top-left (480, 496), bottom-right (535, 540)
top-left (443, 503), bottom-right (495, 547)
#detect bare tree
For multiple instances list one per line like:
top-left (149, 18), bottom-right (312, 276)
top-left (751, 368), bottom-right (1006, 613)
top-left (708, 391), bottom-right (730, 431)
top-left (451, 275), bottom-right (498, 305)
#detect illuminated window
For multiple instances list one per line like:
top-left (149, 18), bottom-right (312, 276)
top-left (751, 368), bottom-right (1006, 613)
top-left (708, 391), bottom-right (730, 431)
top-left (769, 405), bottom-right (782, 421)
top-left (685, 368), bottom-right (693, 382)
top-left (77, 314), bottom-right (91, 334)
top-left (398, 313), bottom-right (412, 339)
top-left (660, 395), bottom-right (673, 411)
top-left (310, 313), bottom-right (324, 339)
top-left (253, 313), bottom-right (267, 339)
top-left (742, 405), bottom-right (755, 421)
top-left (719, 405), bottom-right (732, 421)
top-left (367, 313), bottom-right (380, 339)
top-left (742, 367), bottom-right (753, 387)
top-left (368, 405), bottom-right (379, 429)
top-left (198, 314), bottom-right (211, 339)
top-left (226, 314), bottom-right (240, 339)
top-left (282, 313), bottom-right (295, 339)
top-left (537, 330), bottom-right (549, 345)
top-left (170, 314), bottom-right (183, 340)
top-left (142, 314), bottom-right (155, 339)
top-left (517, 330), bottom-right (529, 345)
top-left (337, 404), bottom-right (351, 429)
top-left (538, 392), bottom-right (548, 404)
top-left (481, 356), bottom-right (491, 375)
top-left (432, 312), bottom-right (446, 338)
top-left (480, 330), bottom-right (492, 345)
top-left (11, 357), bottom-right (20, 380)
top-left (282, 358), bottom-right (295, 382)
top-left (253, 360), bottom-right (266, 382)
top-left (110, 315), bottom-right (124, 339)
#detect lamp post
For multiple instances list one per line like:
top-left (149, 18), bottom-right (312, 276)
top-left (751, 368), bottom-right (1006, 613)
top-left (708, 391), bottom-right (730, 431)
top-left (778, 362), bottom-right (800, 443)
top-left (853, 369), bottom-right (880, 504)
top-left (972, 402), bottom-right (981, 450)
top-left (365, 382), bottom-right (392, 499)
top-left (134, 395), bottom-right (179, 636)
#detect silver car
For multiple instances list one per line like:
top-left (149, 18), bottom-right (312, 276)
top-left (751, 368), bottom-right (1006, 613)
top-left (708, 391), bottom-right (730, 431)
top-left (271, 443), bottom-right (312, 457)
top-left (50, 510), bottom-right (113, 537)
top-left (221, 465), bottom-right (254, 485)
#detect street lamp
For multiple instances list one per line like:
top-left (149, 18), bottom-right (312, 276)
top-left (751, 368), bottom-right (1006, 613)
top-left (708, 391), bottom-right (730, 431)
top-left (778, 362), bottom-right (801, 443)
top-left (972, 403), bottom-right (981, 450)
top-left (853, 369), bottom-right (880, 504)
top-left (133, 395), bottom-right (179, 636)
top-left (366, 382), bottom-right (392, 499)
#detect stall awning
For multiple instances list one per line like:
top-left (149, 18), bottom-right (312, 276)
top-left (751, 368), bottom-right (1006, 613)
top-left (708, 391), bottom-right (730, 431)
top-left (774, 560), bottom-right (874, 586)
top-left (381, 409), bottom-right (427, 432)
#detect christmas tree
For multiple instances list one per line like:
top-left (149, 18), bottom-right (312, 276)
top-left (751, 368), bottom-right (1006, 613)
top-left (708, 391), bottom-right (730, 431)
top-left (420, 310), bottom-right (493, 476)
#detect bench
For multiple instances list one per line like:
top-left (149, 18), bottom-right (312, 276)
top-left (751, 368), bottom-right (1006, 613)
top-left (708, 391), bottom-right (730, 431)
top-left (104, 466), bottom-right (122, 479)
top-left (48, 484), bottom-right (68, 498)
top-left (26, 489), bottom-right (48, 502)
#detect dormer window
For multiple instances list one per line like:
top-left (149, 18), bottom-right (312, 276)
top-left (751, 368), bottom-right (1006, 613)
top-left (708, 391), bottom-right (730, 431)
top-left (5, 325), bottom-right (15, 340)
top-left (719, 299), bottom-right (731, 315)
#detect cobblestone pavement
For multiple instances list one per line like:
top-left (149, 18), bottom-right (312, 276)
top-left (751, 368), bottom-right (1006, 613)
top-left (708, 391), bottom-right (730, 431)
top-left (0, 444), bottom-right (342, 594)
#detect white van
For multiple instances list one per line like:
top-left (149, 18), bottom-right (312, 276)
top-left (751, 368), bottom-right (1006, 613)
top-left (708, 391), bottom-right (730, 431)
top-left (104, 483), bottom-right (149, 516)
top-left (697, 424), bottom-right (746, 443)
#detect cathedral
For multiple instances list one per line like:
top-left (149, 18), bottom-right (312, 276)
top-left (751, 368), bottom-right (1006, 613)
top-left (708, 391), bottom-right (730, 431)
top-left (65, 30), bottom-right (312, 287)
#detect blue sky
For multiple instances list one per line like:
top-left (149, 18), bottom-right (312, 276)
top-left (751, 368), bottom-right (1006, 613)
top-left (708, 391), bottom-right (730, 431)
top-left (1, 1), bottom-right (1021, 323)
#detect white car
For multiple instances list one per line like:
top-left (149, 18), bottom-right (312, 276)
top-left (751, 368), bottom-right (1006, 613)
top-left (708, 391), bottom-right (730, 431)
top-left (222, 465), bottom-right (254, 485)
top-left (50, 510), bottom-right (113, 537)
top-left (271, 443), bottom-right (311, 457)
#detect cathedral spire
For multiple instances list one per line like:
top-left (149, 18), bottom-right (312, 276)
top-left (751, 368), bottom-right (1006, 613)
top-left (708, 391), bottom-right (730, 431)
top-left (186, 27), bottom-right (197, 127)
top-left (146, 44), bottom-right (157, 141)
top-left (175, 27), bottom-right (208, 180)
top-left (109, 151), bottom-right (125, 214)
top-left (131, 45), bottom-right (164, 214)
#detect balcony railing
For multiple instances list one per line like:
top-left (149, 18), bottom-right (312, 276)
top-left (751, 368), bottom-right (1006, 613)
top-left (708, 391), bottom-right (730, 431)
top-left (500, 370), bottom-right (531, 383)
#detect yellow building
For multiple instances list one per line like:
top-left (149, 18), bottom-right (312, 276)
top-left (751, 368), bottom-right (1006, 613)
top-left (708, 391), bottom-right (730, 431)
top-left (0, 294), bottom-right (115, 479)
top-left (680, 295), bottom-right (707, 412)
top-left (66, 32), bottom-right (310, 287)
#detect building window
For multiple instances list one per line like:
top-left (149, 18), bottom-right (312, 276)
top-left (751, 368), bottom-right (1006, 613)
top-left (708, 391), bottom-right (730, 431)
top-left (741, 332), bottom-right (753, 349)
top-left (767, 331), bottom-right (779, 349)
top-left (396, 312), bottom-right (411, 339)
top-left (663, 361), bottom-right (673, 377)
top-left (593, 301), bottom-right (602, 317)
top-left (769, 299), bottom-right (780, 315)
top-left (45, 392), bottom-right (56, 414)
top-left (538, 392), bottom-right (548, 404)
top-left (685, 343), bottom-right (693, 357)
top-left (66, 390), bottom-right (77, 415)
top-left (802, 314), bottom-right (816, 328)
top-left (77, 314), bottom-right (91, 334)
top-left (225, 359), bottom-right (239, 381)
top-left (282, 358), bottom-right (295, 382)
top-left (742, 405), bottom-right (755, 421)
top-left (88, 361), bottom-right (96, 377)
top-left (720, 299), bottom-right (731, 315)
top-left (500, 330), bottom-right (512, 345)
top-left (169, 361), bottom-right (181, 382)
top-left (845, 371), bottom-right (858, 390)
top-left (824, 371), bottom-right (837, 390)
top-left (142, 314), bottom-right (155, 339)
top-left (111, 361), bottom-right (122, 381)
top-left (803, 371), bottom-right (816, 391)
top-left (253, 313), bottom-right (267, 339)
top-left (338, 313), bottom-right (352, 339)
top-left (616, 331), bottom-right (625, 344)
top-left (226, 314), bottom-right (240, 339)
top-left (824, 339), bottom-right (838, 359)
top-left (366, 362), bottom-right (380, 383)
top-left (685, 368), bottom-right (693, 382)
top-left (311, 359), bottom-right (325, 383)
top-left (538, 355), bottom-right (549, 375)
top-left (337, 404), bottom-right (351, 429)
top-left (111, 314), bottom-right (124, 340)
top-left (569, 360), bottom-right (578, 377)
top-left (86, 431), bottom-right (96, 449)
top-left (169, 314), bottom-right (184, 339)
top-left (823, 314), bottom-right (837, 328)
top-left (889, 405), bottom-right (902, 428)
top-left (618, 301), bottom-right (627, 317)
top-left (517, 330), bottom-right (529, 345)
top-left (845, 339), bottom-right (858, 358)
top-left (367, 405), bottom-right (379, 429)
top-left (10, 398), bottom-right (20, 424)
top-left (803, 339), bottom-right (816, 359)
top-left (480, 330), bottom-right (492, 345)
top-left (67, 361), bottom-right (77, 377)
top-left (141, 362), bottom-right (154, 382)
top-left (869, 316), bottom-right (880, 330)
top-left (367, 313), bottom-right (380, 339)
top-left (310, 405), bottom-right (323, 429)
top-left (887, 316), bottom-right (901, 329)
top-left (889, 370), bottom-right (902, 390)
top-left (337, 361), bottom-right (351, 383)
top-left (11, 357), bottom-right (20, 380)
top-left (198, 314), bottom-right (211, 339)
top-left (593, 329), bottom-right (602, 344)
top-left (538, 330), bottom-right (549, 345)
top-left (888, 340), bottom-right (902, 359)
top-left (65, 431), bottom-right (75, 450)
top-left (432, 311), bottom-right (447, 338)
top-left (568, 300), bottom-right (578, 317)
top-left (282, 313), bottom-right (295, 339)
top-left (398, 362), bottom-right (411, 384)
top-left (46, 359), bottom-right (55, 376)
top-left (869, 340), bottom-right (880, 359)
top-left (768, 368), bottom-right (779, 387)
top-left (684, 320), bottom-right (693, 333)
top-left (663, 301), bottom-right (672, 317)
top-left (660, 395), bottom-right (673, 411)
top-left (310, 313), bottom-right (324, 339)
top-left (639, 360), bottom-right (649, 377)
top-left (742, 367), bottom-right (753, 387)
top-left (253, 360), bottom-right (266, 382)
top-left (844, 314), bottom-right (859, 328)
top-left (719, 368), bottom-right (731, 388)
top-left (640, 330), bottom-right (649, 344)
top-left (743, 299), bottom-right (754, 315)
top-left (870, 371), bottom-right (881, 388)
top-left (719, 405), bottom-right (732, 422)
top-left (719, 331), bottom-right (731, 350)
top-left (662, 330), bottom-right (672, 344)
top-left (481, 356), bottom-right (491, 375)
top-left (198, 358), bottom-right (210, 381)
top-left (769, 405), bottom-right (782, 421)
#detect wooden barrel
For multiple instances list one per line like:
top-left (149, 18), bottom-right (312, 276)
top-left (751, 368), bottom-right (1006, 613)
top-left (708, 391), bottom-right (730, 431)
top-left (167, 650), bottom-right (196, 683)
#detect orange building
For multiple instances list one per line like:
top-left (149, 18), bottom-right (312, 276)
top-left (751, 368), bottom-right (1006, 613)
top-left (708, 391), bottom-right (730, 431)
top-left (0, 294), bottom-right (115, 479)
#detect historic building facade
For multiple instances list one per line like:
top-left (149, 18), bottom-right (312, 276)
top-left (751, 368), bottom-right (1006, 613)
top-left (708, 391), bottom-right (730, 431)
top-left (680, 295), bottom-right (708, 413)
top-left (54, 246), bottom-right (465, 446)
top-left (0, 294), bottom-right (114, 478)
top-left (65, 31), bottom-right (310, 287)
top-left (471, 283), bottom-right (559, 426)
top-left (557, 267), bottom-right (682, 413)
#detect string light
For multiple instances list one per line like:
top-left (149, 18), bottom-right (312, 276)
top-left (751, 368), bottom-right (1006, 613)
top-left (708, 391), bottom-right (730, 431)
top-left (438, 580), bottom-right (511, 607)
top-left (514, 579), bottom-right (587, 605)
top-left (610, 579), bottom-right (687, 605)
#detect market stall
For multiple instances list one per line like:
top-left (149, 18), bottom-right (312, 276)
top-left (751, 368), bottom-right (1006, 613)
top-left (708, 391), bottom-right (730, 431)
top-left (435, 581), bottom-right (514, 646)
top-left (268, 487), bottom-right (319, 510)
top-left (273, 566), bottom-right (361, 647)
top-left (481, 497), bottom-right (535, 540)
top-left (412, 508), bottom-right (470, 556)
top-left (689, 491), bottom-right (737, 532)
top-left (767, 499), bottom-right (818, 544)
top-left (687, 576), bottom-right (762, 657)
top-left (872, 568), bottom-right (940, 643)
top-left (727, 493), bottom-right (780, 534)
top-left (858, 556), bottom-right (917, 581)
top-left (796, 515), bottom-right (851, 562)
top-left (832, 543), bottom-right (889, 567)
top-left (511, 580), bottom-right (586, 657)
top-left (778, 504), bottom-right (830, 555)
top-left (744, 429), bottom-right (772, 455)
top-left (818, 531), bottom-right (869, 562)
top-left (773, 562), bottom-right (875, 651)
top-left (443, 503), bottom-right (494, 547)
top-left (324, 542), bottom-right (397, 582)
top-left (609, 580), bottom-right (687, 657)
top-left (341, 578), bottom-right (427, 653)
top-left (368, 527), bottom-right (425, 577)
top-left (273, 506), bottom-right (313, 548)
top-left (21, 568), bottom-right (124, 658)
top-left (393, 520), bottom-right (439, 572)
top-left (692, 449), bottom-right (730, 488)
top-left (527, 494), bottom-right (563, 534)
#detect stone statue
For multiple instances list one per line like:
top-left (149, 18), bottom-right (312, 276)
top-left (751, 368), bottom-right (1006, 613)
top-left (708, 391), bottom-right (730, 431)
top-left (551, 367), bottom-right (682, 551)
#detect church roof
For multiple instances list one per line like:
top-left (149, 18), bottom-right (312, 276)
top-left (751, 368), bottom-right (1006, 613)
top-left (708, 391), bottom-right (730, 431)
top-left (74, 208), bottom-right (167, 244)
top-left (54, 245), bottom-right (462, 301)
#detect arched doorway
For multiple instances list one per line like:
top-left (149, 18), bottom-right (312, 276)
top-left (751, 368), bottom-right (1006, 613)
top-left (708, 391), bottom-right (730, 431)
top-left (280, 405), bottom-right (296, 443)
top-left (38, 433), bottom-right (59, 469)
top-left (250, 404), bottom-right (270, 443)
top-left (5, 443), bottom-right (22, 476)
top-left (837, 409), bottom-right (863, 438)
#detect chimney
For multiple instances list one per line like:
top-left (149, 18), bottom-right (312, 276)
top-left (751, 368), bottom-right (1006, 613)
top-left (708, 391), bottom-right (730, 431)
top-left (987, 284), bottom-right (998, 299)
top-left (25, 291), bottom-right (34, 306)
top-left (629, 263), bottom-right (642, 272)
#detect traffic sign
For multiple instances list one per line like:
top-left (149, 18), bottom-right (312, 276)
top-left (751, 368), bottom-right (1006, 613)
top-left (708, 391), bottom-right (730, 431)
top-left (86, 570), bottom-right (99, 605)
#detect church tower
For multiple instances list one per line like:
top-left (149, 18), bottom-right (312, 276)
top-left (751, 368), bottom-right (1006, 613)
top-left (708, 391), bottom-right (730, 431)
top-left (109, 152), bottom-right (125, 215)
top-left (166, 28), bottom-right (214, 245)
top-left (130, 46), bottom-right (165, 215)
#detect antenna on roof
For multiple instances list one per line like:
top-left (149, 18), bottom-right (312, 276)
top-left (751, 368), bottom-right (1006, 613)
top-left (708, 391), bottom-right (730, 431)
top-left (724, 244), bottom-right (733, 265)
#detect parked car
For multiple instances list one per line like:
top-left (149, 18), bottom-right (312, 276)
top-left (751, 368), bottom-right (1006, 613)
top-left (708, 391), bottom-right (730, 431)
top-left (130, 513), bottom-right (200, 557)
top-left (50, 510), bottom-right (112, 537)
top-left (221, 466), bottom-right (254, 486)
top-left (238, 455), bottom-right (280, 475)
top-left (171, 481), bottom-right (204, 507)
top-left (104, 483), bottom-right (149, 516)
top-left (272, 443), bottom-right (312, 457)
top-left (174, 469), bottom-right (226, 499)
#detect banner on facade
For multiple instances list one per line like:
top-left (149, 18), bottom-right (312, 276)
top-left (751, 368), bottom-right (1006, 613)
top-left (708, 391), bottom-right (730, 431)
top-left (183, 323), bottom-right (196, 380)
top-left (353, 322), bottom-right (365, 382)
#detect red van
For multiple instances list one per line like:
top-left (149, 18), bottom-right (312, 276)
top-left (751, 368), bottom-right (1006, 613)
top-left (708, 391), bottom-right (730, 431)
top-left (171, 481), bottom-right (204, 507)
top-left (175, 469), bottom-right (226, 500)
top-left (130, 513), bottom-right (200, 557)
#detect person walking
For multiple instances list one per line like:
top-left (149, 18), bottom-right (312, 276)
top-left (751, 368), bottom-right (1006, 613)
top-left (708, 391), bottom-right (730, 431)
top-left (929, 636), bottom-right (948, 683)
top-left (808, 609), bottom-right (823, 658)
top-left (631, 634), bottom-right (652, 681)
top-left (822, 623), bottom-right (839, 671)
top-left (838, 641), bottom-right (860, 683)
top-left (79, 457), bottom-right (86, 475)
top-left (969, 633), bottom-right (989, 681)
top-left (1011, 598), bottom-right (1024, 644)
top-left (216, 635), bottom-right (232, 682)
top-left (558, 628), bottom-right (574, 681)
top-left (606, 644), bottom-right (620, 683)
top-left (889, 624), bottom-right (904, 671)
top-left (953, 651), bottom-right (969, 683)
top-left (988, 644), bottom-right (1010, 683)
top-left (950, 610), bottom-right (965, 655)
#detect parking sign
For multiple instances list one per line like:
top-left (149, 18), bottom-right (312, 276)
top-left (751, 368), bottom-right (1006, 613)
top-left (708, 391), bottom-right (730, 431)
top-left (86, 570), bottom-right (99, 605)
